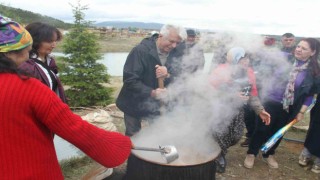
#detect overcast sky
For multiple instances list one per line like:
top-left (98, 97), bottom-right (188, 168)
top-left (2, 0), bottom-right (320, 37)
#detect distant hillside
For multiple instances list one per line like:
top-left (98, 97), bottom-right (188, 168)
top-left (0, 4), bottom-right (72, 29)
top-left (95, 21), bottom-right (163, 30)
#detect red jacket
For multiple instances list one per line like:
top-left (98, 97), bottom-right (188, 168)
top-left (210, 63), bottom-right (258, 96)
top-left (0, 74), bottom-right (131, 179)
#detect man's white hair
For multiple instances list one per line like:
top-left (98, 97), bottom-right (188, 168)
top-left (160, 24), bottom-right (187, 40)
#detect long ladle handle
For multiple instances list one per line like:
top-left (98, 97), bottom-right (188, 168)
top-left (132, 146), bottom-right (166, 153)
top-left (158, 77), bottom-right (165, 115)
top-left (158, 77), bottom-right (164, 89)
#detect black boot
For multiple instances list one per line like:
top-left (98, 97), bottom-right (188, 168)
top-left (215, 153), bottom-right (226, 173)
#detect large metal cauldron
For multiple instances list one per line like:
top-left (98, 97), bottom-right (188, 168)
top-left (124, 147), bottom-right (220, 180)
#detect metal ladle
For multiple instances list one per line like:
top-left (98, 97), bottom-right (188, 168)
top-left (132, 145), bottom-right (179, 164)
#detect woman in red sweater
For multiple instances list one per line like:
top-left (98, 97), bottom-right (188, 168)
top-left (0, 16), bottom-right (132, 179)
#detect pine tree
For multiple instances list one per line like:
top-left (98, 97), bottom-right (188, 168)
top-left (60, 1), bottom-right (113, 107)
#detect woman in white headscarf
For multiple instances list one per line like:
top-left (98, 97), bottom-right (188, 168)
top-left (210, 47), bottom-right (270, 173)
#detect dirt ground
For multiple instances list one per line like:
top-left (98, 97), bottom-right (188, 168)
top-left (79, 77), bottom-right (320, 180)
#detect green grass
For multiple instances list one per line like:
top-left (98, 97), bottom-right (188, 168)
top-left (60, 156), bottom-right (96, 180)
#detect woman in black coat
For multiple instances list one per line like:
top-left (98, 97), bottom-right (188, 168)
top-left (296, 38), bottom-right (320, 174)
top-left (299, 93), bottom-right (320, 174)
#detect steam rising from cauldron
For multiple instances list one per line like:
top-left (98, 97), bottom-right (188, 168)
top-left (132, 32), bottom-right (292, 164)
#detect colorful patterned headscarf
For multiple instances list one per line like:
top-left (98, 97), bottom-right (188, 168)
top-left (0, 16), bottom-right (33, 52)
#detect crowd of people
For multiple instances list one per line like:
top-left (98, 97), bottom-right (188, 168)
top-left (244, 37), bottom-right (320, 170)
top-left (118, 22), bottom-right (320, 175)
top-left (1, 14), bottom-right (320, 179)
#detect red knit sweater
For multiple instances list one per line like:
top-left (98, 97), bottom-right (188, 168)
top-left (0, 74), bottom-right (132, 179)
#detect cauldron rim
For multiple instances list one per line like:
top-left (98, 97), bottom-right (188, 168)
top-left (131, 147), bottom-right (221, 167)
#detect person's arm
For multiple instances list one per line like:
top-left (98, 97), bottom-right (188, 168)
top-left (295, 95), bottom-right (314, 121)
top-left (123, 48), bottom-right (154, 98)
top-left (247, 67), bottom-right (270, 125)
top-left (209, 64), bottom-right (231, 88)
top-left (247, 67), bottom-right (258, 96)
top-left (248, 96), bottom-right (270, 125)
top-left (295, 104), bottom-right (308, 122)
top-left (31, 80), bottom-right (132, 167)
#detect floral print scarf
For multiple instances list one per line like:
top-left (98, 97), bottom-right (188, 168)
top-left (282, 60), bottom-right (310, 111)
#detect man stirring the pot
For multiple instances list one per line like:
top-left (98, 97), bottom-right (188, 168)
top-left (116, 24), bottom-right (186, 136)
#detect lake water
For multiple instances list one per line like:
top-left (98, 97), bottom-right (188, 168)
top-left (98, 52), bottom-right (214, 76)
top-left (53, 52), bottom-right (214, 161)
top-left (54, 52), bottom-right (214, 76)
top-left (54, 136), bottom-right (83, 161)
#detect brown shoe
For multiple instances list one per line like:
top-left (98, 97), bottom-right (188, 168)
top-left (244, 154), bottom-right (255, 169)
top-left (240, 138), bottom-right (251, 147)
top-left (298, 154), bottom-right (311, 166)
top-left (263, 155), bottom-right (278, 168)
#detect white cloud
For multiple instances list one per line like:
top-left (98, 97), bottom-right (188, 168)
top-left (2, 0), bottom-right (320, 37)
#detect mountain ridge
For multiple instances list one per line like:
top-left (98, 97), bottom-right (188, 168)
top-left (0, 4), bottom-right (72, 29)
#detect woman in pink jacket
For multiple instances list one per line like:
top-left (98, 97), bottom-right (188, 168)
top-left (209, 47), bottom-right (270, 173)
